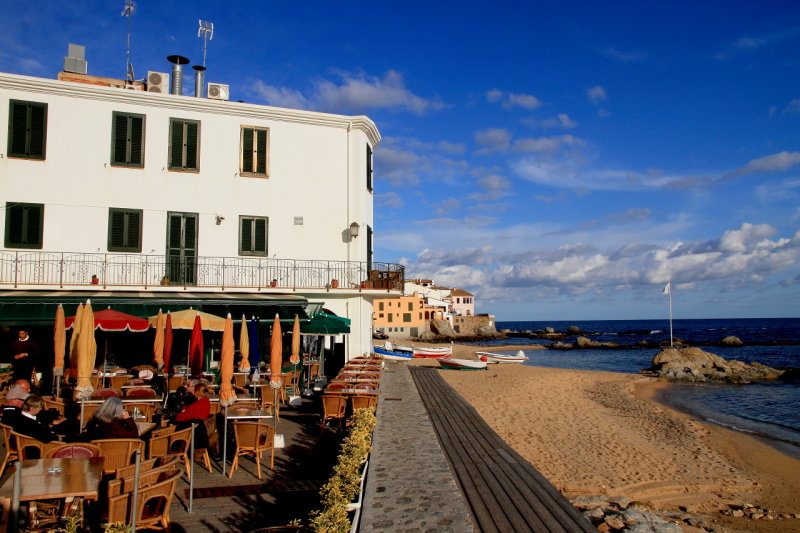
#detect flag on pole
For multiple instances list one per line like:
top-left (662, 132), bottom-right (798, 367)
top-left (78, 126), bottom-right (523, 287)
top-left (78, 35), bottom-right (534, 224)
top-left (662, 282), bottom-right (671, 295)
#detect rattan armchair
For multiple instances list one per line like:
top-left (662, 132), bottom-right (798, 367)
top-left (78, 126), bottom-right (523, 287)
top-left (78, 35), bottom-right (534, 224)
top-left (108, 375), bottom-right (129, 390)
top-left (259, 385), bottom-right (279, 419)
top-left (42, 397), bottom-right (65, 416)
top-left (229, 421), bottom-right (275, 480)
top-left (320, 394), bottom-right (347, 432)
top-left (90, 438), bottom-right (145, 474)
top-left (114, 455), bottom-right (179, 479)
top-left (350, 395), bottom-right (378, 412)
top-left (11, 432), bottom-right (63, 460)
top-left (147, 426), bottom-right (193, 479)
top-left (0, 423), bottom-right (18, 476)
top-left (167, 375), bottom-right (185, 392)
top-left (107, 467), bottom-right (183, 529)
top-left (124, 402), bottom-right (155, 420)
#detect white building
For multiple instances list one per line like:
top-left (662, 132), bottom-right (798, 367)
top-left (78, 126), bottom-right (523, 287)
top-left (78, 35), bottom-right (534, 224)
top-left (0, 58), bottom-right (403, 364)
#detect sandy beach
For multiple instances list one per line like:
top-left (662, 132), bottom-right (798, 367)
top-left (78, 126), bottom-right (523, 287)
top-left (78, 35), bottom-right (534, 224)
top-left (403, 342), bottom-right (800, 532)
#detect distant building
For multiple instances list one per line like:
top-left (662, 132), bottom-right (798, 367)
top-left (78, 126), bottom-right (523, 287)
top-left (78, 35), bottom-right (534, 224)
top-left (372, 295), bottom-right (425, 338)
top-left (450, 288), bottom-right (474, 317)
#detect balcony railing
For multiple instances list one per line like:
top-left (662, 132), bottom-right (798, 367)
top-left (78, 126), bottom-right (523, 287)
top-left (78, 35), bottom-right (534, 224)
top-left (0, 250), bottom-right (404, 291)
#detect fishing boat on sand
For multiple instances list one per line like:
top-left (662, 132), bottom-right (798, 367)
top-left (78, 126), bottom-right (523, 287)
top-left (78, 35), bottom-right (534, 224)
top-left (477, 350), bottom-right (528, 364)
top-left (373, 346), bottom-right (414, 360)
top-left (413, 345), bottom-right (452, 358)
top-left (437, 358), bottom-right (487, 371)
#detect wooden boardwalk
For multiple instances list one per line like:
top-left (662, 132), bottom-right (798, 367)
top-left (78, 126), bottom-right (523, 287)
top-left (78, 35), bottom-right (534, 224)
top-left (410, 367), bottom-right (595, 533)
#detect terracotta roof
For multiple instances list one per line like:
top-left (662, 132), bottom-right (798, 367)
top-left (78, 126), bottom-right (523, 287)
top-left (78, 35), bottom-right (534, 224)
top-left (451, 288), bottom-right (473, 296)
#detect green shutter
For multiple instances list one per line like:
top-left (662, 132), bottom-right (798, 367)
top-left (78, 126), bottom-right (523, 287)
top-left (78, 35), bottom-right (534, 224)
top-left (254, 218), bottom-right (267, 253)
top-left (185, 122), bottom-right (198, 169)
top-left (169, 119), bottom-right (184, 169)
top-left (109, 210), bottom-right (126, 249)
top-left (242, 128), bottom-right (254, 173)
top-left (28, 104), bottom-right (46, 158)
top-left (168, 215), bottom-right (183, 249)
top-left (8, 102), bottom-right (28, 156)
top-left (366, 144), bottom-right (373, 189)
top-left (256, 129), bottom-right (267, 175)
top-left (241, 218), bottom-right (253, 253)
top-left (5, 203), bottom-right (43, 248)
top-left (8, 101), bottom-right (46, 159)
top-left (126, 210), bottom-right (142, 251)
top-left (112, 114), bottom-right (128, 164)
top-left (129, 115), bottom-right (143, 165)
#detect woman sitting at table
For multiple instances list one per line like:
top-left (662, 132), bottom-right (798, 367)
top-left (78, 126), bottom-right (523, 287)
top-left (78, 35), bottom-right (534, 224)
top-left (11, 395), bottom-right (62, 451)
top-left (82, 396), bottom-right (138, 441)
top-left (173, 383), bottom-right (210, 449)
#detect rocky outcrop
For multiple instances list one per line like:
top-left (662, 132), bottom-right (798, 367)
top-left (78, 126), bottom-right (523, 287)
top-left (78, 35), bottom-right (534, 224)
top-left (644, 347), bottom-right (785, 383)
top-left (547, 336), bottom-right (623, 350)
top-left (719, 335), bottom-right (744, 346)
top-left (428, 319), bottom-right (457, 337)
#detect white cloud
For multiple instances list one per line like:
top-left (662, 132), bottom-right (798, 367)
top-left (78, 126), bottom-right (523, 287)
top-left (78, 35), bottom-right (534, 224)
top-left (587, 86), bottom-right (607, 103)
top-left (374, 146), bottom-right (421, 186)
top-left (522, 113), bottom-right (578, 129)
top-left (486, 89), bottom-right (542, 110)
top-left (474, 128), bottom-right (512, 153)
top-left (251, 70), bottom-right (444, 115)
top-left (513, 134), bottom-right (584, 152)
top-left (725, 151), bottom-right (800, 179)
top-left (375, 191), bottom-right (404, 209)
top-left (783, 99), bottom-right (800, 114)
top-left (470, 174), bottom-right (512, 201)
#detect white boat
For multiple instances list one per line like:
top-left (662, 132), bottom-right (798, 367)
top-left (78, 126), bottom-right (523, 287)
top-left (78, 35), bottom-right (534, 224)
top-left (437, 358), bottom-right (487, 371)
top-left (372, 346), bottom-right (414, 361)
top-left (413, 345), bottom-right (452, 358)
top-left (477, 350), bottom-right (528, 364)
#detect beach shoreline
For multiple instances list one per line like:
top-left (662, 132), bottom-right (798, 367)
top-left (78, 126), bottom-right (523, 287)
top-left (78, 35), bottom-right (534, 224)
top-left (396, 340), bottom-right (800, 532)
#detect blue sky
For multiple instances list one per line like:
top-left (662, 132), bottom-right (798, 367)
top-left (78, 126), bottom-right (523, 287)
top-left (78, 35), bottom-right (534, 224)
top-left (2, 1), bottom-right (799, 320)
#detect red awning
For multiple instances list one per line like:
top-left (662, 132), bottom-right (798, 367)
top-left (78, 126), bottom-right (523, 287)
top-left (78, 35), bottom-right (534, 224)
top-left (65, 307), bottom-right (150, 332)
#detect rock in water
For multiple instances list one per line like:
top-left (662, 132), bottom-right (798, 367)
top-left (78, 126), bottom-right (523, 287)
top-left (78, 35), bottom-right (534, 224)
top-left (646, 347), bottom-right (784, 383)
top-left (720, 335), bottom-right (744, 346)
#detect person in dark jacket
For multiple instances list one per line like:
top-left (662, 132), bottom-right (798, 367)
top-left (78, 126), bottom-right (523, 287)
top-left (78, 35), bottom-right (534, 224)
top-left (11, 330), bottom-right (38, 382)
top-left (174, 383), bottom-right (210, 449)
top-left (82, 397), bottom-right (138, 441)
top-left (11, 395), bottom-right (61, 457)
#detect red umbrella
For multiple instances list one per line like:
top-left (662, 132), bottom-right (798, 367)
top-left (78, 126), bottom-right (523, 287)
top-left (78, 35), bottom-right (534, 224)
top-left (164, 312), bottom-right (174, 374)
top-left (189, 312), bottom-right (204, 377)
top-left (66, 307), bottom-right (149, 332)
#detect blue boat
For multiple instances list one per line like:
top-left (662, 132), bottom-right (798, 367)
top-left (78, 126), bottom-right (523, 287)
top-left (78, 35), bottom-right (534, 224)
top-left (372, 346), bottom-right (414, 360)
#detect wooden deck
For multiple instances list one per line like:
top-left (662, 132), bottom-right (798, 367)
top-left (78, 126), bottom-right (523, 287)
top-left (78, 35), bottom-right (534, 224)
top-left (410, 367), bottom-right (595, 533)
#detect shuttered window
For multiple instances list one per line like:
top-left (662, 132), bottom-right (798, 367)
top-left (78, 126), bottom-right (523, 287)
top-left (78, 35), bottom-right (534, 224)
top-left (4, 202), bottom-right (44, 249)
top-left (169, 118), bottom-right (200, 170)
top-left (239, 216), bottom-right (268, 256)
top-left (240, 126), bottom-right (268, 177)
top-left (7, 100), bottom-right (47, 159)
top-left (366, 144), bottom-right (373, 191)
top-left (111, 112), bottom-right (145, 167)
top-left (107, 208), bottom-right (142, 252)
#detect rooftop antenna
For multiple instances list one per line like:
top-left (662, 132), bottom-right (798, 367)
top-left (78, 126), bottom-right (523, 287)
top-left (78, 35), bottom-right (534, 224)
top-left (198, 19), bottom-right (214, 68)
top-left (122, 0), bottom-right (136, 82)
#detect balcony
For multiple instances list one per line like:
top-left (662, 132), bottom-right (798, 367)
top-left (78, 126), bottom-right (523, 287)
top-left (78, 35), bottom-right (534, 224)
top-left (0, 250), bottom-right (404, 293)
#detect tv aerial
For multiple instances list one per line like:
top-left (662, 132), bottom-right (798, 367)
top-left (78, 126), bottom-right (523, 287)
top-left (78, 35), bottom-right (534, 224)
top-left (198, 20), bottom-right (214, 68)
top-left (121, 0), bottom-right (136, 82)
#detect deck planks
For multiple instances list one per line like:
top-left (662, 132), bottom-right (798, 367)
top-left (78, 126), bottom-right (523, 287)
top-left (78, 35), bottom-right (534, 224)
top-left (410, 366), bottom-right (595, 533)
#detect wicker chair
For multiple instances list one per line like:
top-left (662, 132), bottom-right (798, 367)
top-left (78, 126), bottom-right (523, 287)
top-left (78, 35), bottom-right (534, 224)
top-left (125, 387), bottom-right (157, 398)
top-left (233, 373), bottom-right (247, 388)
top-left (80, 403), bottom-right (100, 429)
top-left (108, 375), bottom-right (129, 390)
top-left (320, 394), bottom-right (347, 432)
top-left (0, 423), bottom-right (18, 476)
top-left (42, 397), bottom-right (65, 416)
top-left (124, 402), bottom-right (155, 420)
top-left (150, 425), bottom-right (176, 439)
top-left (91, 388), bottom-right (122, 399)
top-left (350, 395), bottom-right (378, 412)
top-left (107, 467), bottom-right (183, 529)
top-left (148, 426), bottom-right (193, 479)
top-left (167, 375), bottom-right (185, 392)
top-left (43, 442), bottom-right (102, 458)
top-left (11, 432), bottom-right (63, 460)
top-left (228, 421), bottom-right (275, 480)
top-left (114, 455), bottom-right (179, 479)
top-left (91, 438), bottom-right (145, 474)
top-left (259, 386), bottom-right (279, 419)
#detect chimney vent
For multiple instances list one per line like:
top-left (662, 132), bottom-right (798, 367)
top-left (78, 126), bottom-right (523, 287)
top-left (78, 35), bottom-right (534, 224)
top-left (64, 43), bottom-right (88, 74)
top-left (192, 65), bottom-right (206, 98)
top-left (166, 55), bottom-right (190, 95)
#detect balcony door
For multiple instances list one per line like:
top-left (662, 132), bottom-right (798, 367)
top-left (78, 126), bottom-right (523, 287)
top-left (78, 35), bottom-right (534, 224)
top-left (166, 212), bottom-right (198, 285)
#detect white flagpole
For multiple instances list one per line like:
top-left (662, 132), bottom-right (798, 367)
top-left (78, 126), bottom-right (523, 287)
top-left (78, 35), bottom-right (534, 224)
top-left (663, 282), bottom-right (674, 347)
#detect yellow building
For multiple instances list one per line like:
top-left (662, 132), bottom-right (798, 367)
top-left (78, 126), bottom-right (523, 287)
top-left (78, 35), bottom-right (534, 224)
top-left (372, 295), bottom-right (426, 338)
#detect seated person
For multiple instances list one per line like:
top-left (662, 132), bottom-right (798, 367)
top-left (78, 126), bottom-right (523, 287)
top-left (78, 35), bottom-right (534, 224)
top-left (174, 383), bottom-right (210, 449)
top-left (11, 395), bottom-right (61, 455)
top-left (163, 385), bottom-right (195, 421)
top-left (82, 396), bottom-right (138, 441)
top-left (133, 367), bottom-right (166, 397)
top-left (1, 385), bottom-right (30, 425)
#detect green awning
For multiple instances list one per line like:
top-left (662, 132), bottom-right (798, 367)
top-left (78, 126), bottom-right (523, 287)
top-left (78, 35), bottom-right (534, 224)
top-left (0, 290), bottom-right (311, 325)
top-left (302, 312), bottom-right (351, 335)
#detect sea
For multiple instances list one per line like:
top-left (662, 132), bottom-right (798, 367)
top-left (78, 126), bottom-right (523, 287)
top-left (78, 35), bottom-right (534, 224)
top-left (476, 318), bottom-right (800, 460)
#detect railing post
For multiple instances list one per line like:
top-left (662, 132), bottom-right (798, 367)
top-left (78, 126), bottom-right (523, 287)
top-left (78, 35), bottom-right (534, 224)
top-left (13, 251), bottom-right (19, 288)
top-left (103, 253), bottom-right (108, 288)
top-left (222, 257), bottom-right (226, 290)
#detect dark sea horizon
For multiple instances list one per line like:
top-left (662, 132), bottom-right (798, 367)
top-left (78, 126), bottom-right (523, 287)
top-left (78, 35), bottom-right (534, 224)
top-left (478, 317), bottom-right (800, 460)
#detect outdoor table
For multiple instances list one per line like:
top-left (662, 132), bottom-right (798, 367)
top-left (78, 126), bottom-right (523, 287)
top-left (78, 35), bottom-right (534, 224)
top-left (325, 388), bottom-right (380, 395)
top-left (330, 378), bottom-right (381, 383)
top-left (83, 397), bottom-right (163, 404)
top-left (135, 421), bottom-right (156, 436)
top-left (208, 395), bottom-right (259, 403)
top-left (226, 409), bottom-right (273, 420)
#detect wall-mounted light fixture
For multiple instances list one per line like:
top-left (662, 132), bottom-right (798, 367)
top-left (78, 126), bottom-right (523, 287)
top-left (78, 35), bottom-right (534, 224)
top-left (349, 222), bottom-right (360, 238)
top-left (215, 214), bottom-right (225, 225)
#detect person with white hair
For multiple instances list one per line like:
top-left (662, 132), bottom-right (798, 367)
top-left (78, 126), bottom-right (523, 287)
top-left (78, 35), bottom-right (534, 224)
top-left (82, 396), bottom-right (138, 441)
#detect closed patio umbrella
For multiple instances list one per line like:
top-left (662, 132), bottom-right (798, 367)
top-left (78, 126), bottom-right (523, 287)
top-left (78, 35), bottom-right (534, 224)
top-left (238, 314), bottom-right (250, 372)
top-left (153, 309), bottom-right (165, 370)
top-left (74, 300), bottom-right (97, 400)
top-left (219, 314), bottom-right (237, 407)
top-left (53, 304), bottom-right (66, 396)
top-left (248, 317), bottom-right (261, 381)
top-left (68, 303), bottom-right (84, 377)
top-left (164, 312), bottom-right (174, 374)
top-left (188, 313), bottom-right (204, 377)
top-left (269, 314), bottom-right (283, 389)
top-left (290, 314), bottom-right (300, 366)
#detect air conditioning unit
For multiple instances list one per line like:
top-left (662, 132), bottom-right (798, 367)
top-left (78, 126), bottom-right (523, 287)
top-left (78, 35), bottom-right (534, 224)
top-left (207, 83), bottom-right (230, 101)
top-left (147, 71), bottom-right (169, 93)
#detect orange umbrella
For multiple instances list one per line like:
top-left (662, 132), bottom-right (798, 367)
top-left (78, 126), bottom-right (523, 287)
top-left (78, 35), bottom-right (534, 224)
top-left (238, 314), bottom-right (250, 372)
top-left (53, 304), bottom-right (66, 377)
top-left (68, 303), bottom-right (84, 376)
top-left (153, 309), bottom-right (165, 369)
top-left (164, 312), bottom-right (174, 374)
top-left (189, 313), bottom-right (204, 377)
top-left (290, 314), bottom-right (300, 365)
top-left (219, 313), bottom-right (237, 406)
top-left (269, 314), bottom-right (283, 389)
top-left (74, 300), bottom-right (97, 400)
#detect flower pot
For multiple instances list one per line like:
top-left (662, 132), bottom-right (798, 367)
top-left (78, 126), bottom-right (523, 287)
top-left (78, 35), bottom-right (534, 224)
top-left (331, 279), bottom-right (339, 288)
top-left (270, 280), bottom-right (277, 287)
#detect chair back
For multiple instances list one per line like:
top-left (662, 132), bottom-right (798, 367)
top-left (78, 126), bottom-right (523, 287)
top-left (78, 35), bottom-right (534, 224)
top-left (107, 467), bottom-right (183, 527)
top-left (204, 415), bottom-right (218, 454)
top-left (90, 438), bottom-right (145, 473)
top-left (326, 383), bottom-right (348, 391)
top-left (151, 425), bottom-right (176, 439)
top-left (309, 362), bottom-right (320, 381)
top-left (232, 421), bottom-right (274, 452)
top-left (114, 455), bottom-right (178, 479)
top-left (1, 423), bottom-right (15, 453)
top-left (91, 388), bottom-right (122, 398)
top-left (168, 426), bottom-right (193, 454)
top-left (80, 404), bottom-right (100, 428)
top-left (233, 400), bottom-right (260, 411)
top-left (321, 394), bottom-right (347, 420)
top-left (124, 402), bottom-right (155, 420)
top-left (167, 376), bottom-right (184, 391)
top-left (233, 374), bottom-right (247, 387)
top-left (125, 387), bottom-right (157, 398)
top-left (11, 432), bottom-right (53, 460)
top-left (42, 397), bottom-right (65, 416)
top-left (44, 443), bottom-right (102, 458)
top-left (108, 375), bottom-right (129, 389)
top-left (351, 395), bottom-right (378, 412)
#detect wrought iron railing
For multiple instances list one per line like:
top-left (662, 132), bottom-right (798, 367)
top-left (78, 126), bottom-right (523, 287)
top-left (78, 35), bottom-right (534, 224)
top-left (0, 250), bottom-right (404, 291)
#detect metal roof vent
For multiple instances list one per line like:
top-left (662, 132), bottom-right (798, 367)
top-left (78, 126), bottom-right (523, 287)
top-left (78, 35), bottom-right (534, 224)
top-left (167, 55), bottom-right (190, 95)
top-left (64, 43), bottom-right (88, 74)
top-left (192, 65), bottom-right (206, 98)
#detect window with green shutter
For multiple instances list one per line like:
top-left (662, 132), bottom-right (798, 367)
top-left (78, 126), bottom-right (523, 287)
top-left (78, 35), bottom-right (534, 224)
top-left (7, 100), bottom-right (47, 159)
top-left (111, 112), bottom-right (145, 167)
top-left (240, 126), bottom-right (269, 177)
top-left (366, 144), bottom-right (373, 191)
top-left (169, 118), bottom-right (200, 171)
top-left (4, 202), bottom-right (44, 249)
top-left (108, 208), bottom-right (143, 252)
top-left (239, 216), bottom-right (268, 256)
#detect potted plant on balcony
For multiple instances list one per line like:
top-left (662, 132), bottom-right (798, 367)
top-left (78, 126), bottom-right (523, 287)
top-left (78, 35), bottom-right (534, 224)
top-left (270, 279), bottom-right (278, 287)
top-left (330, 279), bottom-right (339, 289)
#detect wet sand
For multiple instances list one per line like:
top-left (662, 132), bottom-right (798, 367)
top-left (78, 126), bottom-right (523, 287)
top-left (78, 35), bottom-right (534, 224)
top-left (400, 342), bottom-right (800, 532)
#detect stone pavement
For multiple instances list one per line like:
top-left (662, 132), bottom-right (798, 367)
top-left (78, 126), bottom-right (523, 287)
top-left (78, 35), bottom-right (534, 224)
top-left (359, 361), bottom-right (474, 532)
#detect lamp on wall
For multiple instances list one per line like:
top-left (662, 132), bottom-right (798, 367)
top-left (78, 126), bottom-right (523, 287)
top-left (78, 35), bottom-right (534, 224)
top-left (349, 222), bottom-right (360, 238)
top-left (215, 214), bottom-right (225, 225)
